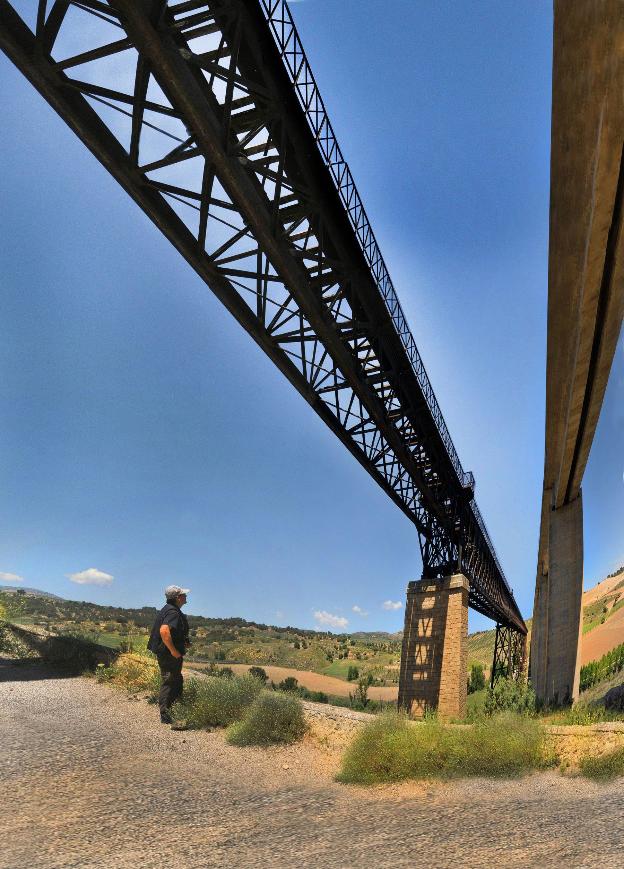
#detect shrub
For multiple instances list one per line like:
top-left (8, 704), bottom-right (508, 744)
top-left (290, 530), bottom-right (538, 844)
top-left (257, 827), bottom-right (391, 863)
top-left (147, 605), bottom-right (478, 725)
top-left (278, 676), bottom-right (299, 692)
top-left (468, 664), bottom-right (486, 694)
top-left (337, 711), bottom-right (547, 784)
top-left (171, 674), bottom-right (261, 728)
top-left (347, 665), bottom-right (359, 681)
top-left (249, 666), bottom-right (268, 683)
top-left (226, 691), bottom-right (307, 746)
top-left (96, 653), bottom-right (160, 696)
top-left (0, 591), bottom-right (25, 623)
top-left (298, 687), bottom-right (328, 703)
top-left (218, 666), bottom-right (234, 679)
top-left (579, 747), bottom-right (624, 780)
top-left (349, 675), bottom-right (369, 709)
top-left (484, 678), bottom-right (536, 716)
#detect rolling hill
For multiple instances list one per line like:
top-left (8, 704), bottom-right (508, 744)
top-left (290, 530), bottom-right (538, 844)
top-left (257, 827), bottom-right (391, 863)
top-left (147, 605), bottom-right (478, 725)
top-left (4, 567), bottom-right (624, 683)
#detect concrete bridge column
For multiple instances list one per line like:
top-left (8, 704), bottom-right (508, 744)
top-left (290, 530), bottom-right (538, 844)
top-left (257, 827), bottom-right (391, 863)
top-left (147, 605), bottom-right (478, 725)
top-left (529, 488), bottom-right (553, 698)
top-left (398, 574), bottom-right (469, 718)
top-left (531, 492), bottom-right (584, 705)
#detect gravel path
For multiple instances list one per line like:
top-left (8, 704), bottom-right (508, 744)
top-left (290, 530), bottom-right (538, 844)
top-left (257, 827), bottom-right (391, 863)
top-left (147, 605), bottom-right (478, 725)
top-left (3, 661), bottom-right (624, 868)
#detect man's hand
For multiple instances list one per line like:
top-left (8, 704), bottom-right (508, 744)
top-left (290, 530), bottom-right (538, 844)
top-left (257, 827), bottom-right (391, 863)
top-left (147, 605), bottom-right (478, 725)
top-left (159, 624), bottom-right (182, 658)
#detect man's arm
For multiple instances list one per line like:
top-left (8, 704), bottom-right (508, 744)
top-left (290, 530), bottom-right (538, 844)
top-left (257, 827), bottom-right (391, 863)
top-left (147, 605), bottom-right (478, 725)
top-left (159, 624), bottom-right (182, 658)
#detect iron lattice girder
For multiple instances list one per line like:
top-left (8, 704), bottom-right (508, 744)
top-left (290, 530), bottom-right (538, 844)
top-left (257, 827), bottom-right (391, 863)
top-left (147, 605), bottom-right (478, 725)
top-left (491, 624), bottom-right (527, 685)
top-left (0, 0), bottom-right (525, 633)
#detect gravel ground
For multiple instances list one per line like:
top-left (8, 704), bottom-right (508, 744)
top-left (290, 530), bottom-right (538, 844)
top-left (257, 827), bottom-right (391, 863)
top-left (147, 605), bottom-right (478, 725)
top-left (3, 660), bottom-right (624, 868)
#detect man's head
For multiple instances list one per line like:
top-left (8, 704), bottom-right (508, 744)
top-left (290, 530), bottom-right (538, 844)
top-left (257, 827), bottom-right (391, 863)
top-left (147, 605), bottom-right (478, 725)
top-left (164, 584), bottom-right (189, 607)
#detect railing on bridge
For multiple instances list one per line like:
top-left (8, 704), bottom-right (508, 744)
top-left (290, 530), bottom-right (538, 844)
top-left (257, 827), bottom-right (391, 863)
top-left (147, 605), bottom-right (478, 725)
top-left (261, 0), bottom-right (513, 600)
top-left (261, 0), bottom-right (472, 493)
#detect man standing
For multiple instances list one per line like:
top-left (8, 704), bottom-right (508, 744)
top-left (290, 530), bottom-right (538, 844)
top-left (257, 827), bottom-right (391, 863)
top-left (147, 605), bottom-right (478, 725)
top-left (147, 585), bottom-right (190, 723)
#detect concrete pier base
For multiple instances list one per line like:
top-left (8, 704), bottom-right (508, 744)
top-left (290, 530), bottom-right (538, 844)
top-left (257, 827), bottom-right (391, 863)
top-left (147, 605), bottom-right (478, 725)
top-left (398, 574), bottom-right (469, 718)
top-left (531, 492), bottom-right (584, 705)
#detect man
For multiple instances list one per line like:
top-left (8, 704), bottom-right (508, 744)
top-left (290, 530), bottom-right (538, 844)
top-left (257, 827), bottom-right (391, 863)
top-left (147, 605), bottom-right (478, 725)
top-left (147, 585), bottom-right (190, 723)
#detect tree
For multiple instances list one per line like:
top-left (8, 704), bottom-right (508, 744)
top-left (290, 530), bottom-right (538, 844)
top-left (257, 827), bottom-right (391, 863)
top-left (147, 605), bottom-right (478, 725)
top-left (467, 663), bottom-right (486, 694)
top-left (278, 676), bottom-right (299, 692)
top-left (350, 675), bottom-right (369, 708)
top-left (249, 666), bottom-right (268, 683)
top-left (0, 592), bottom-right (25, 623)
top-left (347, 665), bottom-right (359, 681)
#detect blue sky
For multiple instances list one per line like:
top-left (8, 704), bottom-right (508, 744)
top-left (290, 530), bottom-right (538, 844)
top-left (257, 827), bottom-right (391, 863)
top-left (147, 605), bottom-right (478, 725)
top-left (1, 1), bottom-right (621, 633)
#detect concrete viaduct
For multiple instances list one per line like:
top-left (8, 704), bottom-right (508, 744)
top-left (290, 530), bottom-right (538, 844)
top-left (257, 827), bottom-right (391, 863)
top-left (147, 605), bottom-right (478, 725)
top-left (531, 0), bottom-right (624, 705)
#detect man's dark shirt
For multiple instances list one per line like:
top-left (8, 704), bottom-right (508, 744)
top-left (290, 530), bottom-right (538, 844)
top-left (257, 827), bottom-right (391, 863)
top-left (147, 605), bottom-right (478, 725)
top-left (147, 603), bottom-right (189, 656)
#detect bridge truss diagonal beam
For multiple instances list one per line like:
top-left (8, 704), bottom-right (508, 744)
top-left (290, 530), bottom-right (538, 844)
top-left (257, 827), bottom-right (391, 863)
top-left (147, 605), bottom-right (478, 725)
top-left (0, 0), bottom-right (525, 633)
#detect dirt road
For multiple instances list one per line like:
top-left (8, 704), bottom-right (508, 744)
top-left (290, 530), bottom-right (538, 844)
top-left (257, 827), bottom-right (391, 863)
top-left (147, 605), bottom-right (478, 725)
top-left (3, 661), bottom-right (624, 868)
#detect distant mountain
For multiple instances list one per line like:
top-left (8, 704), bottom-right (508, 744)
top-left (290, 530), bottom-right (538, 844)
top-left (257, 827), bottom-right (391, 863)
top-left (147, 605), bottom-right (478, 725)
top-left (0, 586), bottom-right (64, 600)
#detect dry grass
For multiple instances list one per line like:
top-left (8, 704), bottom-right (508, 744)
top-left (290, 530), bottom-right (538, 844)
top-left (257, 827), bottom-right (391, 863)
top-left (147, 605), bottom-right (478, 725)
top-left (579, 746), bottom-right (624, 780)
top-left (96, 653), bottom-right (160, 694)
top-left (337, 712), bottom-right (551, 785)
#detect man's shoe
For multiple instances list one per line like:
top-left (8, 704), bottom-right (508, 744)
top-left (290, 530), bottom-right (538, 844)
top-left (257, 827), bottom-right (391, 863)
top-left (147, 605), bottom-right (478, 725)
top-left (160, 712), bottom-right (172, 724)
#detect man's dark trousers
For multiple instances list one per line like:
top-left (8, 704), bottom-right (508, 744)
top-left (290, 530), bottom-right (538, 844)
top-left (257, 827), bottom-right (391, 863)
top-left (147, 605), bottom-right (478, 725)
top-left (157, 651), bottom-right (183, 717)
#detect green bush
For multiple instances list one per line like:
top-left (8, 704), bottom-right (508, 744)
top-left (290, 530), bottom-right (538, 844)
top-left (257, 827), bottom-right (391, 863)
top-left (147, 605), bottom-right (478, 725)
top-left (468, 664), bottom-right (486, 694)
top-left (349, 675), bottom-right (370, 709)
top-left (226, 691), bottom-right (307, 746)
top-left (347, 665), bottom-right (359, 681)
top-left (171, 675), bottom-right (261, 728)
top-left (579, 747), bottom-right (624, 781)
top-left (484, 678), bottom-right (536, 716)
top-left (249, 666), bottom-right (268, 683)
top-left (337, 711), bottom-right (546, 784)
top-left (298, 687), bottom-right (328, 703)
top-left (278, 676), bottom-right (299, 692)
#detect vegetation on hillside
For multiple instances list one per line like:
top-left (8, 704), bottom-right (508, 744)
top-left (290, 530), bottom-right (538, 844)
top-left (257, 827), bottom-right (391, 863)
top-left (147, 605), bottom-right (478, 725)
top-left (9, 566), bottom-right (624, 695)
top-left (582, 576), bottom-right (624, 634)
top-left (9, 592), bottom-right (403, 685)
top-left (580, 641), bottom-right (624, 692)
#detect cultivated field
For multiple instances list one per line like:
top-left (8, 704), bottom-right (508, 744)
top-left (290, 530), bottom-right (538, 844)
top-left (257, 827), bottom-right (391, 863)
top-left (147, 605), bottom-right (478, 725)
top-left (188, 662), bottom-right (399, 701)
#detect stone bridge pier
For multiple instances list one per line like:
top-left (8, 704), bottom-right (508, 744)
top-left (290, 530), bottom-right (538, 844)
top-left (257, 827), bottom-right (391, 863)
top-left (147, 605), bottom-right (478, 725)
top-left (398, 574), bottom-right (469, 719)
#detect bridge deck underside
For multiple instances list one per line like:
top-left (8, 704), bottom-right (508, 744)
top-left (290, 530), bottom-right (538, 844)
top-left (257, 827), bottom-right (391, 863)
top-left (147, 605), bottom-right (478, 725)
top-left (0, 0), bottom-right (525, 633)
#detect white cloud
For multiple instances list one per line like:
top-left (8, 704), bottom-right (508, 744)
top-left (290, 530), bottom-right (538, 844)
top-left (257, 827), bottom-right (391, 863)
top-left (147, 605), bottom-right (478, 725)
top-left (0, 572), bottom-right (23, 583)
top-left (314, 610), bottom-right (348, 630)
top-left (352, 605), bottom-right (368, 617)
top-left (67, 568), bottom-right (113, 586)
top-left (382, 600), bottom-right (403, 611)
top-left (275, 610), bottom-right (284, 620)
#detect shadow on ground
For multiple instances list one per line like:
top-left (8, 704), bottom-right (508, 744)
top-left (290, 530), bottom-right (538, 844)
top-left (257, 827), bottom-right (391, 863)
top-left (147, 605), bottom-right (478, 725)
top-left (0, 622), bottom-right (118, 682)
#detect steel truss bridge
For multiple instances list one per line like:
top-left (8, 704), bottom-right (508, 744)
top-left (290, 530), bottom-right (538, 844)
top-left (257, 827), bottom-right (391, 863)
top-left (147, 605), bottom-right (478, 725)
top-left (0, 0), bottom-right (526, 638)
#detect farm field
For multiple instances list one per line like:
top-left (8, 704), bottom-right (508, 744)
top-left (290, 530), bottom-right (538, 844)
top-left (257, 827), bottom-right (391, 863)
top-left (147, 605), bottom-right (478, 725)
top-left (187, 662), bottom-right (399, 701)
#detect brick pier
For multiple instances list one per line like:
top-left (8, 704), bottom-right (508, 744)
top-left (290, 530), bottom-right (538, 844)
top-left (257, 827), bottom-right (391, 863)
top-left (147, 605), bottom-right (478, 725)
top-left (398, 574), bottom-right (469, 718)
